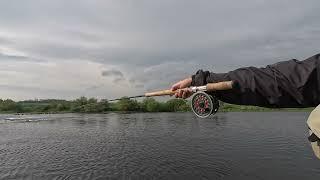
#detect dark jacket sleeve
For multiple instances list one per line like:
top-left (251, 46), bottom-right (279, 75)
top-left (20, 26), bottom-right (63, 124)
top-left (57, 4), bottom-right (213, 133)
top-left (191, 53), bottom-right (320, 108)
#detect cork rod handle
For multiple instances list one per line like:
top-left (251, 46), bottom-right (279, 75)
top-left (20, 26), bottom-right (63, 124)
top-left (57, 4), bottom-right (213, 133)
top-left (206, 81), bottom-right (233, 92)
top-left (145, 89), bottom-right (176, 97)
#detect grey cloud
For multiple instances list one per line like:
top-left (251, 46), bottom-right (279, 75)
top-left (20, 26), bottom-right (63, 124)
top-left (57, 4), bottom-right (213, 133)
top-left (0, 52), bottom-right (28, 60)
top-left (101, 69), bottom-right (127, 85)
top-left (101, 69), bottom-right (124, 78)
top-left (0, 84), bottom-right (79, 101)
top-left (85, 84), bottom-right (104, 91)
top-left (0, 0), bottom-right (320, 100)
top-left (134, 84), bottom-right (144, 89)
top-left (128, 78), bottom-right (145, 89)
top-left (0, 37), bottom-right (11, 44)
top-left (112, 77), bottom-right (125, 84)
top-left (129, 79), bottom-right (136, 84)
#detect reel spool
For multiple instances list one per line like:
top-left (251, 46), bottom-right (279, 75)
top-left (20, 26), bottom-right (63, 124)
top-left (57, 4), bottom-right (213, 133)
top-left (191, 92), bottom-right (220, 118)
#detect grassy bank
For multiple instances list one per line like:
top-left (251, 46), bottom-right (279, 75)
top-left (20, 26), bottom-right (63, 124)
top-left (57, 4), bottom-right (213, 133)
top-left (220, 103), bottom-right (313, 112)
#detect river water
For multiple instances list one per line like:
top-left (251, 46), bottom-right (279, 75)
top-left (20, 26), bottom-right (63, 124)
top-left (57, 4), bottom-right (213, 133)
top-left (0, 112), bottom-right (319, 179)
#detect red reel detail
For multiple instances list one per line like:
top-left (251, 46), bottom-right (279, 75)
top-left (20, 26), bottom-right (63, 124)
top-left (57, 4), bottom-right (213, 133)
top-left (191, 92), bottom-right (219, 118)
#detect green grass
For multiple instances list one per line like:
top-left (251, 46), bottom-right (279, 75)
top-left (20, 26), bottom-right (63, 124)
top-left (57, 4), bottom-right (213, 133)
top-left (220, 103), bottom-right (313, 112)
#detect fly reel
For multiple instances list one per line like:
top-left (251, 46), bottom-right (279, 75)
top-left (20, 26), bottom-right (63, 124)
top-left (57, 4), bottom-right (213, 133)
top-left (191, 92), bottom-right (220, 118)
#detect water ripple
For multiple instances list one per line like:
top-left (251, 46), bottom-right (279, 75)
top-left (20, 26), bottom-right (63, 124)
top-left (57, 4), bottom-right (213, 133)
top-left (0, 112), bottom-right (319, 179)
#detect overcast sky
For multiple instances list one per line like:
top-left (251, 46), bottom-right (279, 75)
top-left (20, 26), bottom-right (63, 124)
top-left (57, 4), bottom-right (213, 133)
top-left (0, 0), bottom-right (319, 100)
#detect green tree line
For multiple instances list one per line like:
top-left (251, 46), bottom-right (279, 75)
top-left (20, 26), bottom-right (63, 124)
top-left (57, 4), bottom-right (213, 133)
top-left (0, 97), bottom-right (313, 114)
top-left (0, 97), bottom-right (190, 113)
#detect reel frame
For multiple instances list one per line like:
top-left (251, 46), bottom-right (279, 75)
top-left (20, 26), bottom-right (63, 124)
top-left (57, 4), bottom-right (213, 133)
top-left (191, 91), bottom-right (220, 118)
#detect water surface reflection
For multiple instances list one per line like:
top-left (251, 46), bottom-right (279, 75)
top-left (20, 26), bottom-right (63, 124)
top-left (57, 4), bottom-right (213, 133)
top-left (0, 112), bottom-right (319, 179)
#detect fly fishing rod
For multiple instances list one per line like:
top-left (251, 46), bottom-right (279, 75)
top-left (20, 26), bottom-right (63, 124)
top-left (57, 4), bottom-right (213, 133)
top-left (109, 81), bottom-right (233, 118)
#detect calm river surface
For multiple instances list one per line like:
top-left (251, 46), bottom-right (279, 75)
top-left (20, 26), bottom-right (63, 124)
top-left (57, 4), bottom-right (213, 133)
top-left (0, 112), bottom-right (320, 180)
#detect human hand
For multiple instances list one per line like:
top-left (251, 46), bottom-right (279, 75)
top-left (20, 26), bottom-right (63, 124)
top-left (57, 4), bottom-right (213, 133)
top-left (170, 77), bottom-right (193, 99)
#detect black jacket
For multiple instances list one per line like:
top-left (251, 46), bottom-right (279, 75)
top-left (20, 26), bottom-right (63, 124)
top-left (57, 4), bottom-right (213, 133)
top-left (191, 54), bottom-right (320, 108)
